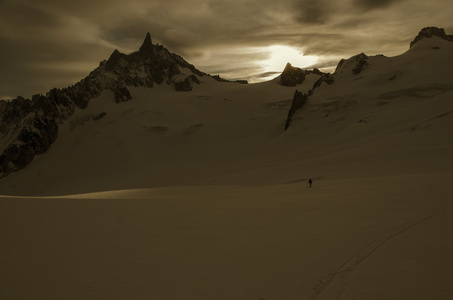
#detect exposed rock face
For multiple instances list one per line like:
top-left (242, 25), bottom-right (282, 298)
top-left (281, 63), bottom-right (307, 86)
top-left (139, 32), bottom-right (154, 54)
top-left (351, 53), bottom-right (369, 74)
top-left (0, 94), bottom-right (61, 176)
top-left (0, 33), bottom-right (235, 178)
top-left (310, 74), bottom-right (335, 95)
top-left (335, 53), bottom-right (369, 75)
top-left (410, 27), bottom-right (453, 48)
top-left (281, 63), bottom-right (325, 86)
top-left (175, 75), bottom-right (200, 91)
top-left (211, 75), bottom-right (248, 84)
top-left (284, 72), bottom-right (336, 130)
top-left (285, 90), bottom-right (308, 130)
top-left (113, 86), bottom-right (132, 103)
top-left (102, 33), bottom-right (208, 91)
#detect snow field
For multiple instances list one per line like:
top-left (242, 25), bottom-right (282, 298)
top-left (1, 36), bottom-right (453, 299)
top-left (1, 173), bottom-right (451, 299)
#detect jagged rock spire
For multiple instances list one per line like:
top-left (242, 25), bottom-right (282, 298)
top-left (139, 32), bottom-right (153, 54)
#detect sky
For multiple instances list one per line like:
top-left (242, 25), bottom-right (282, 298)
top-left (0, 0), bottom-right (452, 100)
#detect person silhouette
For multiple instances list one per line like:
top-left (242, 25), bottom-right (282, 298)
top-left (308, 179), bottom-right (312, 187)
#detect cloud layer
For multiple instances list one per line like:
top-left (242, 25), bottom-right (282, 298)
top-left (1, 0), bottom-right (452, 98)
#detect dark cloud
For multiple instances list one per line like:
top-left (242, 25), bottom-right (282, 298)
top-left (353, 0), bottom-right (404, 10)
top-left (0, 0), bottom-right (452, 99)
top-left (0, 2), bottom-right (62, 30)
top-left (256, 71), bottom-right (281, 78)
top-left (293, 0), bottom-right (335, 25)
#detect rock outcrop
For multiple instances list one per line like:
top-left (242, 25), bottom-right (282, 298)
top-left (284, 90), bottom-right (308, 130)
top-left (280, 63), bottom-right (324, 86)
top-left (335, 53), bottom-right (369, 75)
top-left (284, 72), bottom-right (335, 130)
top-left (310, 74), bottom-right (335, 94)
top-left (410, 27), bottom-right (453, 48)
top-left (175, 75), bottom-right (200, 91)
top-left (0, 94), bottom-right (63, 176)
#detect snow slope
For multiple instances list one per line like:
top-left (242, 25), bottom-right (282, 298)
top-left (1, 36), bottom-right (452, 299)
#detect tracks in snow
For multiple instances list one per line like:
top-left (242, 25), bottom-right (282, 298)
top-left (310, 201), bottom-right (448, 300)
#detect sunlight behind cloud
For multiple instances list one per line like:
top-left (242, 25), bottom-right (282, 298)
top-left (252, 45), bottom-right (319, 82)
top-left (189, 44), bottom-right (319, 84)
top-left (259, 45), bottom-right (319, 81)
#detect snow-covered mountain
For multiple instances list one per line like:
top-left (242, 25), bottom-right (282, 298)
top-left (284, 27), bottom-right (453, 129)
top-left (0, 26), bottom-right (452, 195)
top-left (1, 27), bottom-right (453, 300)
top-left (0, 33), bottom-right (245, 178)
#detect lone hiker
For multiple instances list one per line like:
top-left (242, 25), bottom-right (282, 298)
top-left (308, 179), bottom-right (313, 188)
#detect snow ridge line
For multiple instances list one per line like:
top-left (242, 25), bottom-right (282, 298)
top-left (310, 201), bottom-right (448, 300)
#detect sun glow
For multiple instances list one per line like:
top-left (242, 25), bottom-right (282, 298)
top-left (190, 44), bottom-right (319, 83)
top-left (261, 45), bottom-right (318, 80)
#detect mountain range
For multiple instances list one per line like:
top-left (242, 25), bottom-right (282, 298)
top-left (0, 26), bottom-right (452, 194)
top-left (1, 26), bottom-right (453, 300)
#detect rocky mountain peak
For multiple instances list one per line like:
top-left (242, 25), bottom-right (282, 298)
top-left (410, 27), bottom-right (453, 48)
top-left (139, 32), bottom-right (154, 54)
top-left (280, 63), bottom-right (325, 86)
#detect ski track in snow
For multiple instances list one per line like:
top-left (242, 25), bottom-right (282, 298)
top-left (310, 201), bottom-right (448, 300)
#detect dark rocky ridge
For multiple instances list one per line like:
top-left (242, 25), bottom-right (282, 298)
top-left (280, 63), bottom-right (324, 86)
top-left (284, 73), bottom-right (335, 130)
top-left (284, 90), bottom-right (308, 130)
top-left (0, 33), bottom-right (242, 178)
top-left (410, 27), bottom-right (453, 48)
top-left (335, 53), bottom-right (370, 75)
top-left (280, 63), bottom-right (330, 129)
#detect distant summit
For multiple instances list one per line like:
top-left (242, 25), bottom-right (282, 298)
top-left (280, 63), bottom-right (324, 86)
top-left (139, 32), bottom-right (153, 54)
top-left (410, 27), bottom-right (453, 48)
top-left (102, 32), bottom-right (211, 93)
